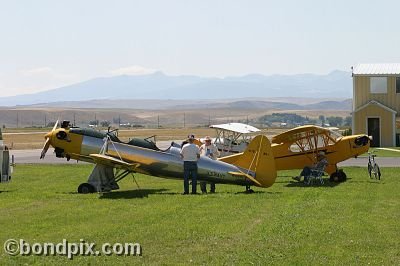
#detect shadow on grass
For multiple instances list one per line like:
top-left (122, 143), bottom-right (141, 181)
top-left (285, 178), bottom-right (342, 188)
top-left (348, 180), bottom-right (383, 184)
top-left (99, 188), bottom-right (170, 199)
top-left (0, 190), bottom-right (12, 194)
top-left (274, 180), bottom-right (294, 184)
top-left (62, 189), bottom-right (282, 197)
top-left (232, 191), bottom-right (282, 195)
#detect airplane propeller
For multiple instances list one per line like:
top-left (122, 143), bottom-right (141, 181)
top-left (40, 119), bottom-right (59, 159)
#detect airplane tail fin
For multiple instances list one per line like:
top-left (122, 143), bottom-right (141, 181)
top-left (220, 135), bottom-right (276, 188)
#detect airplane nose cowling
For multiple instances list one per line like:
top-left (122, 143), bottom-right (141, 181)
top-left (45, 132), bottom-right (52, 139)
top-left (354, 135), bottom-right (370, 146)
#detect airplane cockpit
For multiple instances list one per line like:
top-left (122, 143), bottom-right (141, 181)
top-left (61, 121), bottom-right (161, 151)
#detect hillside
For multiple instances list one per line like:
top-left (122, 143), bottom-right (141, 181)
top-left (0, 71), bottom-right (352, 106)
top-left (21, 98), bottom-right (351, 111)
top-left (0, 100), bottom-right (351, 128)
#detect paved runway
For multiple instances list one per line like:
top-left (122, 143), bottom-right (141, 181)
top-left (9, 140), bottom-right (176, 164)
top-left (337, 157), bottom-right (400, 167)
top-left (10, 149), bottom-right (80, 164)
top-left (10, 147), bottom-right (400, 167)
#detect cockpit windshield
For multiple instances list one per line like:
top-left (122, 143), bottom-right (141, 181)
top-left (69, 128), bottom-right (120, 142)
top-left (328, 129), bottom-right (343, 141)
top-left (288, 127), bottom-right (343, 153)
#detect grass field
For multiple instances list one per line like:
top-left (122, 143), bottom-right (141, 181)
top-left (0, 164), bottom-right (399, 265)
top-left (374, 147), bottom-right (400, 156)
top-left (360, 147), bottom-right (400, 157)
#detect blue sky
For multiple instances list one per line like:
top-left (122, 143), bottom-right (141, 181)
top-left (1, 0), bottom-right (400, 96)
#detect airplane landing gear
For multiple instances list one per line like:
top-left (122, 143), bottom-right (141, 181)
top-left (245, 185), bottom-right (254, 193)
top-left (77, 165), bottom-right (135, 194)
top-left (329, 169), bottom-right (347, 182)
top-left (78, 183), bottom-right (95, 194)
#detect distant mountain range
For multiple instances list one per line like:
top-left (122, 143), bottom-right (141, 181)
top-left (165, 99), bottom-right (352, 111)
top-left (0, 70), bottom-right (353, 107)
top-left (24, 98), bottom-right (352, 111)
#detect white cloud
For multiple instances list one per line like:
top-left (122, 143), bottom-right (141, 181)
top-left (109, 65), bottom-right (157, 76)
top-left (0, 67), bottom-right (78, 97)
top-left (21, 67), bottom-right (74, 79)
top-left (22, 67), bottom-right (54, 76)
top-left (0, 85), bottom-right (44, 96)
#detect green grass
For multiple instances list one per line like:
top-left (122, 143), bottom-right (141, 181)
top-left (0, 164), bottom-right (399, 265)
top-left (361, 147), bottom-right (400, 157)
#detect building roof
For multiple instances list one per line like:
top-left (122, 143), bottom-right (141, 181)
top-left (352, 64), bottom-right (400, 75)
top-left (353, 100), bottom-right (397, 114)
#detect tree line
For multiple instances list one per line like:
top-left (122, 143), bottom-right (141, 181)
top-left (258, 113), bottom-right (352, 127)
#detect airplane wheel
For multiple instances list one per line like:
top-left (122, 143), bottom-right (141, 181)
top-left (329, 172), bottom-right (339, 182)
top-left (245, 185), bottom-right (254, 193)
top-left (337, 169), bottom-right (347, 182)
top-left (330, 170), bottom-right (347, 182)
top-left (78, 183), bottom-right (95, 194)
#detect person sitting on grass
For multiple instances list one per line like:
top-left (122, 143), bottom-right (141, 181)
top-left (293, 151), bottom-right (328, 183)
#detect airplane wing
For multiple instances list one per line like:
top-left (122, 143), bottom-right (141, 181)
top-left (89, 154), bottom-right (140, 171)
top-left (272, 125), bottom-right (330, 144)
top-left (68, 153), bottom-right (93, 161)
top-left (210, 123), bottom-right (260, 134)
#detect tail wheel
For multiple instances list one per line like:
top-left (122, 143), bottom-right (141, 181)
top-left (78, 183), bottom-right (95, 194)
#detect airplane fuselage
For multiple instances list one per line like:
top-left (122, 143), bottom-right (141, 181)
top-left (52, 129), bottom-right (255, 186)
top-left (271, 134), bottom-right (370, 175)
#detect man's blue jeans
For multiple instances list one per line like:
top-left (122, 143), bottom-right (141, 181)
top-left (300, 166), bottom-right (312, 182)
top-left (184, 161), bottom-right (198, 193)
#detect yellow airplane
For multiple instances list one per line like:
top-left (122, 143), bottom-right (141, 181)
top-left (40, 121), bottom-right (277, 193)
top-left (220, 125), bottom-right (370, 182)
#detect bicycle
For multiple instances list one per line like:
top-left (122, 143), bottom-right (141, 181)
top-left (367, 152), bottom-right (381, 180)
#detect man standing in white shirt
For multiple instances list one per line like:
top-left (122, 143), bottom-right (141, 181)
top-left (199, 136), bottom-right (220, 193)
top-left (180, 134), bottom-right (200, 195)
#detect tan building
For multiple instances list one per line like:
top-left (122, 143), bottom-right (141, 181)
top-left (352, 64), bottom-right (400, 147)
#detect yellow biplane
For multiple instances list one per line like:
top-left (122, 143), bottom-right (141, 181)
top-left (220, 125), bottom-right (370, 182)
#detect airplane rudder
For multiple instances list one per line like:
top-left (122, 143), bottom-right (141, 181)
top-left (219, 136), bottom-right (263, 167)
top-left (234, 135), bottom-right (264, 170)
top-left (254, 135), bottom-right (277, 187)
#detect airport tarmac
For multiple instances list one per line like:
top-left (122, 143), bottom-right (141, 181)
top-left (10, 146), bottom-right (400, 167)
top-left (10, 149), bottom-right (80, 164)
top-left (9, 140), bottom-right (176, 164)
top-left (337, 157), bottom-right (400, 167)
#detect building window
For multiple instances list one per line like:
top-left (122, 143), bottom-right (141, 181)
top-left (396, 77), bottom-right (400, 93)
top-left (370, 77), bottom-right (387, 93)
